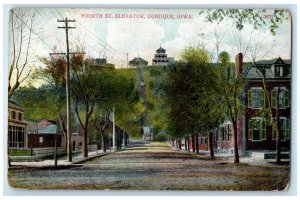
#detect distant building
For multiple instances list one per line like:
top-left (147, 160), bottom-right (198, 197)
top-left (129, 57), bottom-right (148, 68)
top-left (89, 58), bottom-right (115, 70)
top-left (8, 99), bottom-right (28, 148)
top-left (152, 46), bottom-right (175, 66)
top-left (27, 123), bottom-right (63, 148)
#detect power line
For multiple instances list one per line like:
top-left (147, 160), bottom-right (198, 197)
top-left (64, 8), bottom-right (127, 63)
top-left (57, 8), bottom-right (126, 65)
top-left (12, 11), bottom-right (54, 52)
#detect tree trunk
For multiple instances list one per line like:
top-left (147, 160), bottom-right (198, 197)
top-left (187, 137), bottom-right (190, 152)
top-left (191, 135), bottom-right (195, 152)
top-left (233, 120), bottom-right (239, 163)
top-left (208, 131), bottom-right (214, 159)
top-left (178, 139), bottom-right (182, 150)
top-left (184, 137), bottom-right (187, 151)
top-left (82, 123), bottom-right (88, 159)
top-left (195, 134), bottom-right (199, 154)
top-left (100, 132), bottom-right (106, 153)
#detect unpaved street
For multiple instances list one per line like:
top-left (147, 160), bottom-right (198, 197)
top-left (8, 141), bottom-right (289, 191)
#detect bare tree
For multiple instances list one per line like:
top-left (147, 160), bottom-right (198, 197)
top-left (8, 9), bottom-right (39, 98)
top-left (249, 40), bottom-right (288, 164)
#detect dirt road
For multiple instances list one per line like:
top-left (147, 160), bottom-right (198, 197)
top-left (8, 141), bottom-right (290, 191)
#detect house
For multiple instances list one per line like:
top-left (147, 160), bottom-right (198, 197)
top-left (8, 99), bottom-right (28, 148)
top-left (37, 119), bottom-right (56, 129)
top-left (27, 124), bottom-right (63, 148)
top-left (181, 55), bottom-right (291, 156)
top-left (213, 55), bottom-right (291, 155)
top-left (243, 57), bottom-right (291, 152)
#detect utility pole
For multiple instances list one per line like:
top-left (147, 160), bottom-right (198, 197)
top-left (58, 18), bottom-right (75, 162)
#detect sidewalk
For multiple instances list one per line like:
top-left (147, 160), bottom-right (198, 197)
top-left (10, 150), bottom-right (109, 168)
top-left (170, 145), bottom-right (289, 167)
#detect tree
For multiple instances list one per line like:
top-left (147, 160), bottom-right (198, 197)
top-left (216, 51), bottom-right (245, 163)
top-left (31, 55), bottom-right (69, 150)
top-left (162, 47), bottom-right (222, 156)
top-left (181, 47), bottom-right (224, 158)
top-left (9, 9), bottom-right (40, 98)
top-left (113, 70), bottom-right (143, 140)
top-left (201, 9), bottom-right (290, 163)
top-left (200, 9), bottom-right (288, 35)
top-left (70, 54), bottom-right (110, 158)
top-left (91, 69), bottom-right (140, 152)
top-left (252, 61), bottom-right (288, 164)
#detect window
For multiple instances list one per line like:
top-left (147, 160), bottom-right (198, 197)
top-left (221, 127), bottom-right (226, 142)
top-left (18, 113), bottom-right (23, 121)
top-left (248, 88), bottom-right (265, 108)
top-left (227, 124), bottom-right (232, 142)
top-left (200, 137), bottom-right (206, 144)
top-left (9, 125), bottom-right (25, 148)
top-left (12, 110), bottom-right (16, 119)
top-left (271, 88), bottom-right (289, 109)
top-left (39, 137), bottom-right (44, 143)
top-left (249, 118), bottom-right (266, 141)
top-left (272, 118), bottom-right (290, 141)
top-left (215, 129), bottom-right (219, 142)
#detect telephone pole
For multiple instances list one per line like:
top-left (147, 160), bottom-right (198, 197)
top-left (57, 18), bottom-right (75, 162)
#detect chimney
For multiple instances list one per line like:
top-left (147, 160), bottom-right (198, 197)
top-left (235, 53), bottom-right (243, 76)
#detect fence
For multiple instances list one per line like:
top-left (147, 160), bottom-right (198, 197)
top-left (9, 144), bottom-right (99, 162)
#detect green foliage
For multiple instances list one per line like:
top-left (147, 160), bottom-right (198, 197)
top-left (112, 69), bottom-right (144, 137)
top-left (181, 47), bottom-right (210, 64)
top-left (199, 9), bottom-right (288, 35)
top-left (161, 47), bottom-right (224, 138)
top-left (154, 133), bottom-right (167, 142)
top-left (215, 51), bottom-right (245, 121)
top-left (13, 85), bottom-right (65, 121)
top-left (219, 51), bottom-right (230, 65)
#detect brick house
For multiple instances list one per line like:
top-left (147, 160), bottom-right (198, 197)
top-left (243, 57), bottom-right (291, 152)
top-left (183, 56), bottom-right (291, 155)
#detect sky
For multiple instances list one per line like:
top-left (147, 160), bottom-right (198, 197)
top-left (11, 8), bottom-right (292, 69)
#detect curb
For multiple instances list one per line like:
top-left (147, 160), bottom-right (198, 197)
top-left (72, 152), bottom-right (109, 164)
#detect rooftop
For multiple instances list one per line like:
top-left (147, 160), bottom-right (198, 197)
top-left (156, 46), bottom-right (166, 53)
top-left (38, 124), bottom-right (57, 135)
top-left (129, 57), bottom-right (148, 67)
top-left (244, 57), bottom-right (291, 79)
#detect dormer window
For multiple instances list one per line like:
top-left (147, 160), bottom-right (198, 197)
top-left (275, 65), bottom-right (285, 77)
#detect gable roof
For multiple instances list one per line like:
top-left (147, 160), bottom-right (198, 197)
top-left (244, 57), bottom-right (291, 79)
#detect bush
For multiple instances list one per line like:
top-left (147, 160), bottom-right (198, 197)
top-left (155, 134), bottom-right (167, 141)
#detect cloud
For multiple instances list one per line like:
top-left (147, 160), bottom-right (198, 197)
top-left (106, 19), bottom-right (166, 66)
top-left (164, 15), bottom-right (291, 63)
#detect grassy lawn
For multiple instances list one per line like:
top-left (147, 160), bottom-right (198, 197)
top-left (9, 149), bottom-right (31, 156)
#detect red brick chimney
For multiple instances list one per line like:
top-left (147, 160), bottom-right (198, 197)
top-left (235, 53), bottom-right (243, 76)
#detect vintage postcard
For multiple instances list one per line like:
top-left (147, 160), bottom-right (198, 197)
top-left (7, 7), bottom-right (291, 191)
